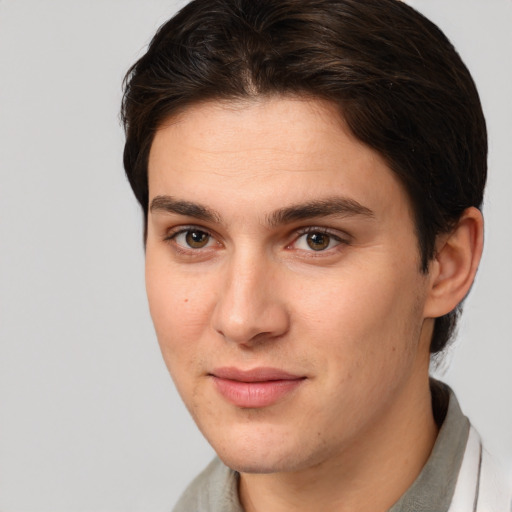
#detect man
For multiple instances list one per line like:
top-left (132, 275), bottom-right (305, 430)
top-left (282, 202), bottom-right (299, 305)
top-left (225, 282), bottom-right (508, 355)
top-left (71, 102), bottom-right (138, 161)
top-left (121, 0), bottom-right (511, 510)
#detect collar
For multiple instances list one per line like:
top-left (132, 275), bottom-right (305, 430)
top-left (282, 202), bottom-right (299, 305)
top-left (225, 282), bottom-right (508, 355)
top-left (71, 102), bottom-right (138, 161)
top-left (389, 380), bottom-right (470, 512)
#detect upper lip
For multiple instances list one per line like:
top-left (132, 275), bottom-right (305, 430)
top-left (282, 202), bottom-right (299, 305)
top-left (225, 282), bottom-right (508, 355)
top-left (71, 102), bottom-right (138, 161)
top-left (210, 367), bottom-right (305, 382)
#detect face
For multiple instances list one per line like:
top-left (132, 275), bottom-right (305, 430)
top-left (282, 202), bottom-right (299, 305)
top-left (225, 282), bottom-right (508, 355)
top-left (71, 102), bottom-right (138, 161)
top-left (146, 97), bottom-right (433, 474)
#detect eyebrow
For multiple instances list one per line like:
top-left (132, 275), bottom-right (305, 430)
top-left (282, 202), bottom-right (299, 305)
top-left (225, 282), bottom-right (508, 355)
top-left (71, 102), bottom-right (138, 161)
top-left (150, 195), bottom-right (221, 223)
top-left (149, 195), bottom-right (374, 226)
top-left (267, 197), bottom-right (374, 227)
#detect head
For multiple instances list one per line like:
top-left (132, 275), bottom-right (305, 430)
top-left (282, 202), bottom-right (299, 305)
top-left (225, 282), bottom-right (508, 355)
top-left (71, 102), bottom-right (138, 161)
top-left (121, 0), bottom-right (487, 355)
top-left (121, 0), bottom-right (486, 478)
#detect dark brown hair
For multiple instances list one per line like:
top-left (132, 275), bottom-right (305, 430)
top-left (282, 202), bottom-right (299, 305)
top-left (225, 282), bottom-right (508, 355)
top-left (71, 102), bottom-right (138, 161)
top-left (121, 0), bottom-right (487, 353)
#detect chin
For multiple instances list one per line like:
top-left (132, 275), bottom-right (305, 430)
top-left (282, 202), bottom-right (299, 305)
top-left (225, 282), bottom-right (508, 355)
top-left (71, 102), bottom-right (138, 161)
top-left (209, 428), bottom-right (321, 475)
top-left (218, 451), bottom-right (300, 475)
top-left (221, 458), bottom-right (282, 474)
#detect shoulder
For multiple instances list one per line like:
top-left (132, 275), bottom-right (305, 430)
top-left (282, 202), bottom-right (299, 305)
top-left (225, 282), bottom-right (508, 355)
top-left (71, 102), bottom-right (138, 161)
top-left (172, 457), bottom-right (242, 512)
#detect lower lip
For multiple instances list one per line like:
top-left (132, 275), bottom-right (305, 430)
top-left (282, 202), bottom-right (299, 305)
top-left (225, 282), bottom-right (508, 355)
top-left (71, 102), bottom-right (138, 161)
top-left (212, 377), bottom-right (305, 408)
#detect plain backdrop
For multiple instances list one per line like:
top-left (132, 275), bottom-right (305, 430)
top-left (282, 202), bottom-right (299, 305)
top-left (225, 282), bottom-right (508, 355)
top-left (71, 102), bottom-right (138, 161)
top-left (0, 1), bottom-right (511, 510)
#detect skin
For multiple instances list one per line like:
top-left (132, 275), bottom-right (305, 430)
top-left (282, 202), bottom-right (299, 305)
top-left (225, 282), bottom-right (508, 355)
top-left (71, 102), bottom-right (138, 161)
top-left (145, 96), bottom-right (483, 512)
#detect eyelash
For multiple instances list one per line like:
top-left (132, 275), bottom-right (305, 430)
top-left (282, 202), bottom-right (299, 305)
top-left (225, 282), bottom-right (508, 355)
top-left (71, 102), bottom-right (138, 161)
top-left (163, 225), bottom-right (350, 255)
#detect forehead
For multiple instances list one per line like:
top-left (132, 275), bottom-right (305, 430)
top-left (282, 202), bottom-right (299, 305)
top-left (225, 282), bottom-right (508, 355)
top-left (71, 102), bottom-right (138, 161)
top-left (147, 96), bottom-right (410, 221)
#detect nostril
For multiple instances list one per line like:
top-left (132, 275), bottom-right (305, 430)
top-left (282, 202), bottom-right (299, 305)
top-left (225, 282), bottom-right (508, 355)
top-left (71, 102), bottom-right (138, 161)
top-left (212, 303), bottom-right (290, 346)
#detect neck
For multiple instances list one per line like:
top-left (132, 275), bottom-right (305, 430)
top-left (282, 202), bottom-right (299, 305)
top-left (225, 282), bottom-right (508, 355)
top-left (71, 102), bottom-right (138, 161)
top-left (239, 368), bottom-right (438, 512)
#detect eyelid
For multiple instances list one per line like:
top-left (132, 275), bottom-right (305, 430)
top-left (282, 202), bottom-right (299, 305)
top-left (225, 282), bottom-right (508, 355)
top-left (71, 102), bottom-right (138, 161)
top-left (293, 225), bottom-right (351, 242)
top-left (164, 224), bottom-right (208, 240)
top-left (164, 223), bottom-right (218, 239)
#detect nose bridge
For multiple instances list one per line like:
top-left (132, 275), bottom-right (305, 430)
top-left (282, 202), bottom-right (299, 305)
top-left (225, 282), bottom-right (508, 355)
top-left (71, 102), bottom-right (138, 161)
top-left (212, 246), bottom-right (288, 345)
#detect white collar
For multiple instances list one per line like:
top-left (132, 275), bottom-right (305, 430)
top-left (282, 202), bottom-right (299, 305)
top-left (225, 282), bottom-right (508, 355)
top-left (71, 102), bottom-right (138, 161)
top-left (449, 426), bottom-right (511, 512)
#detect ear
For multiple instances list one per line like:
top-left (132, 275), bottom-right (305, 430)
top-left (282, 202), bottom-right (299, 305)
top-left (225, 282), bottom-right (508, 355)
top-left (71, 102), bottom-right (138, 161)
top-left (423, 207), bottom-right (484, 319)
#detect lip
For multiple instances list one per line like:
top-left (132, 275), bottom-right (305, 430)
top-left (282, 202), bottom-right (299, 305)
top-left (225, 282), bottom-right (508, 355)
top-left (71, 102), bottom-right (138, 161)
top-left (210, 367), bottom-right (306, 408)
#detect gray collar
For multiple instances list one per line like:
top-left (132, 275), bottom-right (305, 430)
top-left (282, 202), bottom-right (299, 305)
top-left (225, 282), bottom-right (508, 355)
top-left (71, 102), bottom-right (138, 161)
top-left (389, 380), bottom-right (470, 512)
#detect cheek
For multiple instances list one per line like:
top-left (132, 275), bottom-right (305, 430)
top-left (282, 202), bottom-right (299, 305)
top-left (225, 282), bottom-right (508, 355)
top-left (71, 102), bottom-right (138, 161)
top-left (294, 259), bottom-right (425, 367)
top-left (145, 257), bottom-right (214, 373)
top-left (294, 267), bottom-right (426, 429)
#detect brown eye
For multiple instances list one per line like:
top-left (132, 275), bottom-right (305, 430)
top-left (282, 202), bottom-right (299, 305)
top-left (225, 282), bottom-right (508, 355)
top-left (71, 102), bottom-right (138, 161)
top-left (306, 232), bottom-right (330, 251)
top-left (184, 230), bottom-right (210, 248)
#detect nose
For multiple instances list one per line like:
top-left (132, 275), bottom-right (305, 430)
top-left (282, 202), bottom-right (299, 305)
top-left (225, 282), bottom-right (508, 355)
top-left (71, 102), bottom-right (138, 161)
top-left (211, 253), bottom-right (290, 346)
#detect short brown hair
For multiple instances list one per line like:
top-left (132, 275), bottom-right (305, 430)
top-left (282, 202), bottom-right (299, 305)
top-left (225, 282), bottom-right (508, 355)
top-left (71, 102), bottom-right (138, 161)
top-left (121, 0), bottom-right (487, 353)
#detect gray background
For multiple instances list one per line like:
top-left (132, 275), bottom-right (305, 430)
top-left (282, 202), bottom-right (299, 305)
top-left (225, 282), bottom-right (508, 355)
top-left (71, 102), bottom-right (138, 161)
top-left (0, 0), bottom-right (510, 510)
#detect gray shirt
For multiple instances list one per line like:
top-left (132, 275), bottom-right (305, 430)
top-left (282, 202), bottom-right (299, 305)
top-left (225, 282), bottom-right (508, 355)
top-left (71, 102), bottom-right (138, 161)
top-left (173, 381), bottom-right (469, 512)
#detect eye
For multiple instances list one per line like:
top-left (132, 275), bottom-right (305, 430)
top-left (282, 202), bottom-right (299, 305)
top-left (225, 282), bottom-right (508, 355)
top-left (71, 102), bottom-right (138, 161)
top-left (172, 229), bottom-right (214, 249)
top-left (293, 231), bottom-right (343, 252)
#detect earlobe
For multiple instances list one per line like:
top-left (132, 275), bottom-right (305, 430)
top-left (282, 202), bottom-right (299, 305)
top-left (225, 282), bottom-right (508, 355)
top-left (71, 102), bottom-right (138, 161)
top-left (424, 207), bottom-right (484, 319)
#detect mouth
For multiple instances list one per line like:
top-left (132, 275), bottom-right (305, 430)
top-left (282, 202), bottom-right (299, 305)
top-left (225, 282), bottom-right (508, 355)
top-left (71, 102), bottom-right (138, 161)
top-left (209, 367), bottom-right (306, 408)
